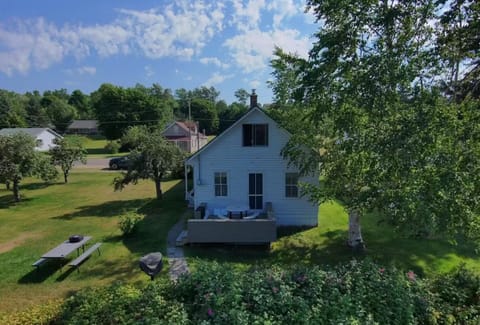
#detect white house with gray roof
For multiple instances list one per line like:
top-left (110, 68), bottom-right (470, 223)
top-left (0, 128), bottom-right (63, 151)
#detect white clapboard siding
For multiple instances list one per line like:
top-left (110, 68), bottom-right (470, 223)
top-left (187, 108), bottom-right (319, 226)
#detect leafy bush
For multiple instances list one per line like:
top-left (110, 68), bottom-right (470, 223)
top-left (58, 282), bottom-right (188, 325)
top-left (0, 299), bottom-right (62, 325)
top-left (50, 260), bottom-right (480, 324)
top-left (104, 141), bottom-right (120, 154)
top-left (118, 211), bottom-right (143, 236)
top-left (425, 265), bottom-right (480, 324)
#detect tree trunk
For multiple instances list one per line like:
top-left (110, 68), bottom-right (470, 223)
top-left (347, 209), bottom-right (365, 252)
top-left (5, 181), bottom-right (10, 190)
top-left (64, 171), bottom-right (68, 183)
top-left (12, 178), bottom-right (20, 202)
top-left (155, 176), bottom-right (163, 200)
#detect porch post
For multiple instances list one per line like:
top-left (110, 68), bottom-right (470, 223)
top-left (184, 165), bottom-right (188, 200)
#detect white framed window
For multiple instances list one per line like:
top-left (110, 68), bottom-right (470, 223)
top-left (285, 173), bottom-right (299, 198)
top-left (214, 172), bottom-right (228, 197)
top-left (35, 139), bottom-right (43, 147)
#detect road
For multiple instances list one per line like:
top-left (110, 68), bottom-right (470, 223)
top-left (75, 158), bottom-right (110, 170)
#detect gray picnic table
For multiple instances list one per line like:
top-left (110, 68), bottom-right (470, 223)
top-left (42, 236), bottom-right (92, 259)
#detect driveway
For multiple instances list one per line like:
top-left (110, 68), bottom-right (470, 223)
top-left (75, 158), bottom-right (110, 170)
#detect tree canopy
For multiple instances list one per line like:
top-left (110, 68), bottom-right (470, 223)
top-left (271, 0), bottom-right (480, 249)
top-left (0, 132), bottom-right (58, 202)
top-left (114, 127), bottom-right (184, 200)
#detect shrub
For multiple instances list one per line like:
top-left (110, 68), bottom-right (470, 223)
top-left (0, 299), bottom-right (62, 325)
top-left (104, 141), bottom-right (120, 154)
top-left (118, 211), bottom-right (143, 236)
top-left (52, 260), bottom-right (480, 324)
top-left (58, 281), bottom-right (188, 325)
top-left (426, 265), bottom-right (480, 324)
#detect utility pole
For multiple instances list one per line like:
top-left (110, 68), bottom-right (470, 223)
top-left (188, 98), bottom-right (191, 121)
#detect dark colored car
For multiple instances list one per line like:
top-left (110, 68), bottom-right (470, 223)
top-left (109, 156), bottom-right (130, 170)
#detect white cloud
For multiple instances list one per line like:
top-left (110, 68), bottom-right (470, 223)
top-left (230, 0), bottom-right (266, 31)
top-left (249, 79), bottom-right (261, 88)
top-left (224, 28), bottom-right (310, 73)
top-left (199, 57), bottom-right (229, 69)
top-left (77, 66), bottom-right (96, 75)
top-left (203, 72), bottom-right (233, 86)
top-left (267, 0), bottom-right (301, 28)
top-left (144, 65), bottom-right (154, 78)
top-left (0, 1), bottom-right (226, 75)
top-left (64, 66), bottom-right (96, 76)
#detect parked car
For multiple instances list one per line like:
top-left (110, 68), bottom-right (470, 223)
top-left (109, 156), bottom-right (130, 170)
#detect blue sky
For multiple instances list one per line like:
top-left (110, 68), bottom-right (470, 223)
top-left (0, 0), bottom-right (317, 104)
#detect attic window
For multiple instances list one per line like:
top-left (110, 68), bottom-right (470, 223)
top-left (243, 124), bottom-right (268, 147)
top-left (36, 139), bottom-right (43, 147)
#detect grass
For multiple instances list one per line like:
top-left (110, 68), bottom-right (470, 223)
top-left (185, 201), bottom-right (480, 277)
top-left (0, 171), bottom-right (185, 313)
top-left (0, 168), bottom-right (479, 314)
top-left (67, 135), bottom-right (127, 159)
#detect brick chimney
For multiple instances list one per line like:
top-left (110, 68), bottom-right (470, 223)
top-left (250, 89), bottom-right (257, 109)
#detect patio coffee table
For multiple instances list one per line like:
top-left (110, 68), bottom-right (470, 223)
top-left (226, 205), bottom-right (249, 218)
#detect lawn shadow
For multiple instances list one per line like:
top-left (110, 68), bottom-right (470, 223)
top-left (18, 259), bottom-right (67, 284)
top-left (0, 194), bottom-right (33, 209)
top-left (53, 198), bottom-right (152, 219)
top-left (120, 181), bottom-right (187, 256)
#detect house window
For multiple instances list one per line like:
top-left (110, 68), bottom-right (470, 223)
top-left (285, 173), bottom-right (299, 198)
top-left (243, 124), bottom-right (268, 146)
top-left (35, 139), bottom-right (43, 147)
top-left (214, 172), bottom-right (228, 196)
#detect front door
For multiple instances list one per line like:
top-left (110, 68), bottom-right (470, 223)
top-left (248, 173), bottom-right (263, 210)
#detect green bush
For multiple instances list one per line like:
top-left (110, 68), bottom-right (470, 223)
top-left (426, 265), bottom-right (480, 324)
top-left (0, 299), bottom-right (62, 325)
top-left (118, 212), bottom-right (143, 236)
top-left (59, 282), bottom-right (188, 325)
top-left (104, 141), bottom-right (120, 154)
top-left (52, 260), bottom-right (480, 324)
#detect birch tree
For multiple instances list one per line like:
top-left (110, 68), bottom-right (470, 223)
top-left (272, 0), bottom-right (480, 250)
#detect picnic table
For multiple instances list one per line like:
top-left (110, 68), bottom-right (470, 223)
top-left (42, 236), bottom-right (92, 259)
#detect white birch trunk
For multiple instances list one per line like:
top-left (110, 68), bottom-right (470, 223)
top-left (347, 209), bottom-right (365, 251)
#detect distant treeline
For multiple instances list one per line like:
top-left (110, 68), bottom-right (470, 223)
top-left (0, 84), bottom-right (256, 139)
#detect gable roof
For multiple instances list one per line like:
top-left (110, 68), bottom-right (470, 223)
top-left (68, 120), bottom-right (98, 129)
top-left (0, 128), bottom-right (63, 139)
top-left (186, 106), bottom-right (288, 163)
top-left (164, 120), bottom-right (206, 137)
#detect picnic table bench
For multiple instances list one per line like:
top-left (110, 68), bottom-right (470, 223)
top-left (69, 243), bottom-right (102, 268)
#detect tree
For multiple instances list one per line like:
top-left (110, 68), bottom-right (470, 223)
top-left (0, 89), bottom-right (27, 128)
top-left (25, 91), bottom-right (50, 127)
top-left (50, 136), bottom-right (87, 183)
top-left (114, 129), bottom-right (184, 200)
top-left (44, 97), bottom-right (77, 133)
top-left (69, 90), bottom-right (94, 119)
top-left (436, 0), bottom-right (480, 100)
top-left (189, 98), bottom-right (219, 135)
top-left (92, 84), bottom-right (174, 140)
top-left (0, 133), bottom-right (58, 202)
top-left (234, 88), bottom-right (250, 105)
top-left (273, 0), bottom-right (480, 250)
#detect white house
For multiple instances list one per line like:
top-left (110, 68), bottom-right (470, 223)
top-left (0, 128), bottom-right (63, 152)
top-left (163, 120), bottom-right (207, 153)
top-left (185, 92), bottom-right (319, 228)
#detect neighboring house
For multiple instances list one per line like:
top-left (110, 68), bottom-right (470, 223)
top-left (66, 120), bottom-right (99, 135)
top-left (163, 120), bottom-right (207, 153)
top-left (183, 91), bottom-right (319, 244)
top-left (0, 128), bottom-right (63, 152)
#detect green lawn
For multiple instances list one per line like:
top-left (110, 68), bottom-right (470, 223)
top-left (0, 169), bottom-right (478, 315)
top-left (185, 201), bottom-right (480, 277)
top-left (0, 171), bottom-right (185, 313)
top-left (68, 135), bottom-right (127, 158)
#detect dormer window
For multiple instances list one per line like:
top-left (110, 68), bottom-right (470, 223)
top-left (243, 124), bottom-right (268, 146)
